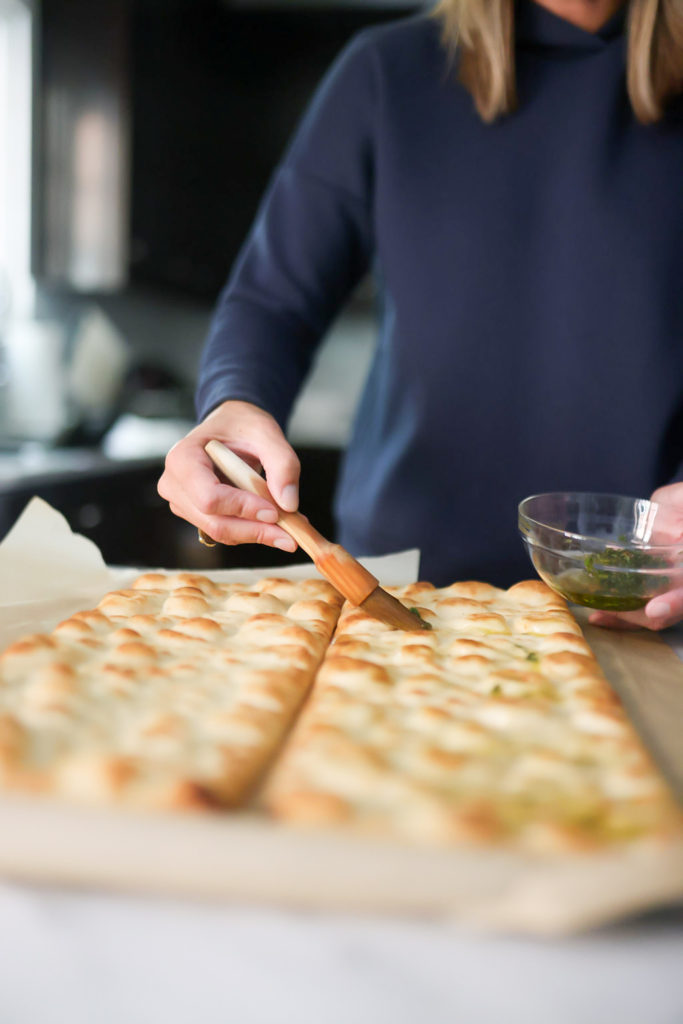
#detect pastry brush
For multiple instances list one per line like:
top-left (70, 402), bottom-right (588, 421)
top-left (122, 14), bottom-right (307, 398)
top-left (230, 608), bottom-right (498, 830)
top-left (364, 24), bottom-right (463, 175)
top-left (204, 440), bottom-right (428, 631)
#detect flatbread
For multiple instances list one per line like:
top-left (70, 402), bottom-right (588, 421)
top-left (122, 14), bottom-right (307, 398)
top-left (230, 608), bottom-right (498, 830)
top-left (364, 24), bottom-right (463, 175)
top-left (0, 573), bottom-right (342, 809)
top-left (2, 570), bottom-right (680, 853)
top-left (264, 580), bottom-right (683, 852)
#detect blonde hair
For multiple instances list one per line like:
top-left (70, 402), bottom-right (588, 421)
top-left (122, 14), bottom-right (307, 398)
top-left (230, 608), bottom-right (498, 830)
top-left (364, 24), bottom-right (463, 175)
top-left (433, 0), bottom-right (683, 123)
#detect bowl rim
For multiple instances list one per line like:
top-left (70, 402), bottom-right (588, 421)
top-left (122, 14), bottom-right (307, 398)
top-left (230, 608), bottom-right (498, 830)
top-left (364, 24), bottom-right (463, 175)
top-left (518, 491), bottom-right (682, 553)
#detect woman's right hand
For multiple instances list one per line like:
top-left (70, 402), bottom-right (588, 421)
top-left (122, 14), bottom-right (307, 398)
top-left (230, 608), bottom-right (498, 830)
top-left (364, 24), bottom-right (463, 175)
top-left (157, 400), bottom-right (300, 552)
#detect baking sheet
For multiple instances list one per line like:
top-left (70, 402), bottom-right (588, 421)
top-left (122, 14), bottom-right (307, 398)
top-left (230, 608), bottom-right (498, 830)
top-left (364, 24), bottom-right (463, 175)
top-left (0, 499), bottom-right (681, 935)
top-left (0, 794), bottom-right (681, 936)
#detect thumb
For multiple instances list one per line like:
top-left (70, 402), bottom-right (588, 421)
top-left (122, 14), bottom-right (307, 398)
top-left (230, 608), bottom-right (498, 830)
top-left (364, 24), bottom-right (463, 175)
top-left (645, 587), bottom-right (683, 627)
top-left (257, 431), bottom-right (301, 513)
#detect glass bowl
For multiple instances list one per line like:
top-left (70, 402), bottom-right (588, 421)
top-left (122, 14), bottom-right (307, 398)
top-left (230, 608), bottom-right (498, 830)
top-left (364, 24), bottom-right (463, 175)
top-left (518, 492), bottom-right (683, 611)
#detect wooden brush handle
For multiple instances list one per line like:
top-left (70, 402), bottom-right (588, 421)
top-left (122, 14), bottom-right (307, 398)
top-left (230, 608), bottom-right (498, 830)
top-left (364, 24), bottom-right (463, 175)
top-left (204, 440), bottom-right (378, 605)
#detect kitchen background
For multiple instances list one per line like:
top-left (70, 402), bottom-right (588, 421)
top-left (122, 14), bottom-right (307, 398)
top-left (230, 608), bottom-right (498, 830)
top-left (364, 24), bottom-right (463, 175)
top-left (0, 0), bottom-right (423, 568)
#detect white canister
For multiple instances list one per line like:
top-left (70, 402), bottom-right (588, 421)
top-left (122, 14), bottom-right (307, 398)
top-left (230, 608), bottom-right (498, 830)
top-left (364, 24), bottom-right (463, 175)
top-left (4, 318), bottom-right (68, 441)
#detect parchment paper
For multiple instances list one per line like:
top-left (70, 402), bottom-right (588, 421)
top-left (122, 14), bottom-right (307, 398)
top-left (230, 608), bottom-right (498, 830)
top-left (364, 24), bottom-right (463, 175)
top-left (0, 497), bottom-right (420, 650)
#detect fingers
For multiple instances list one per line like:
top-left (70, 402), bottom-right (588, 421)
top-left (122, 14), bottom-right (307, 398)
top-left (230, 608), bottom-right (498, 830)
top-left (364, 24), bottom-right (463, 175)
top-left (257, 433), bottom-right (301, 513)
top-left (648, 482), bottom-right (683, 544)
top-left (587, 612), bottom-right (644, 631)
top-left (194, 400), bottom-right (300, 511)
top-left (158, 401), bottom-right (301, 552)
top-left (588, 588), bottom-right (683, 632)
top-left (161, 442), bottom-right (278, 523)
top-left (589, 484), bottom-right (683, 631)
top-left (167, 494), bottom-right (296, 552)
top-left (644, 587), bottom-right (683, 628)
top-left (646, 503), bottom-right (683, 545)
top-left (650, 481), bottom-right (683, 508)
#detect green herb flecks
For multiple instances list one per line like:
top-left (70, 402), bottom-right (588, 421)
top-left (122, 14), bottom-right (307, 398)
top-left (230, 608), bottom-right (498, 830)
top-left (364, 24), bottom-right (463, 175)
top-left (581, 548), bottom-right (669, 608)
top-left (409, 607), bottom-right (432, 629)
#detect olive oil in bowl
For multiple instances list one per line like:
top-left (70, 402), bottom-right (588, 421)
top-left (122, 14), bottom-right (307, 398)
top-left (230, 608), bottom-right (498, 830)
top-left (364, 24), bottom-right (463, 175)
top-left (519, 492), bottom-right (682, 612)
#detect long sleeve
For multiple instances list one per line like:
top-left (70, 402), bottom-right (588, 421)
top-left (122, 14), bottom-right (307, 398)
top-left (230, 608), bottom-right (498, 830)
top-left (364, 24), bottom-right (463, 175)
top-left (195, 32), bottom-right (377, 429)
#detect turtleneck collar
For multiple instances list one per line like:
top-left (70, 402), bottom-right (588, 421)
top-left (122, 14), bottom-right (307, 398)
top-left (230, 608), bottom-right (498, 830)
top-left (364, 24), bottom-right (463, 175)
top-left (516, 0), bottom-right (626, 51)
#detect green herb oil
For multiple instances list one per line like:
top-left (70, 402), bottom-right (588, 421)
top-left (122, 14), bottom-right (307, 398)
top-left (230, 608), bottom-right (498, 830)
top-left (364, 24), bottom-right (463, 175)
top-left (543, 547), bottom-right (670, 611)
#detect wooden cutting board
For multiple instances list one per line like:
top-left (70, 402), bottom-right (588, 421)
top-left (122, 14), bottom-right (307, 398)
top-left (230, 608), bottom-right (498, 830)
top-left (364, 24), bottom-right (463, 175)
top-left (576, 611), bottom-right (683, 801)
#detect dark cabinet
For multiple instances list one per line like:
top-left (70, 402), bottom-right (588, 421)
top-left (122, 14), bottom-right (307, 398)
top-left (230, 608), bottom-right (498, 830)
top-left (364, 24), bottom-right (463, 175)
top-left (0, 447), bottom-right (341, 570)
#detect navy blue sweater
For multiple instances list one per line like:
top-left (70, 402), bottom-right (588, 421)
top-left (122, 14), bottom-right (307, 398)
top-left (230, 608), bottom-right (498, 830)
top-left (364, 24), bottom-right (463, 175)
top-left (197, 1), bottom-right (683, 586)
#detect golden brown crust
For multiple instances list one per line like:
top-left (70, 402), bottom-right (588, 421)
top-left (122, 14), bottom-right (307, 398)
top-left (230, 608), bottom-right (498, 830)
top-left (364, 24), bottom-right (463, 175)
top-left (267, 789), bottom-right (353, 824)
top-left (265, 579), bottom-right (683, 852)
top-left (0, 573), bottom-right (343, 811)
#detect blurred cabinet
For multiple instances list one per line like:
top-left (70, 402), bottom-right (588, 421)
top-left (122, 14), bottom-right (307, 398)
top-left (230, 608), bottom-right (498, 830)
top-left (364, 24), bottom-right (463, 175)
top-left (37, 0), bottom-right (130, 290)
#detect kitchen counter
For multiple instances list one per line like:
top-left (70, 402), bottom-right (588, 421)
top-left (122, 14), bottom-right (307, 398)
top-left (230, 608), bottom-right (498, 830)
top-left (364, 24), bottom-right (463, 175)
top-left (0, 885), bottom-right (681, 1024)
top-left (0, 446), bottom-right (162, 486)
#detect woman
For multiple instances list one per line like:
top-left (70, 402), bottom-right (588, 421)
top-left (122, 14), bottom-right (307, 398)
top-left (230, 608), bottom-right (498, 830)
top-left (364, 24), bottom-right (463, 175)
top-left (158, 0), bottom-right (683, 631)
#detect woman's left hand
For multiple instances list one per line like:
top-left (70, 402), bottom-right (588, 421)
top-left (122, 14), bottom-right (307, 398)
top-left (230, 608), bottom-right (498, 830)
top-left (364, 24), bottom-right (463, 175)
top-left (588, 482), bottom-right (683, 631)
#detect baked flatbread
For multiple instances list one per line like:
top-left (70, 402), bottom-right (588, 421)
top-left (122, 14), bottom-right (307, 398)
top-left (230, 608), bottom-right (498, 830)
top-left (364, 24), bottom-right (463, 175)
top-left (1, 570), bottom-right (679, 852)
top-left (265, 580), bottom-right (683, 851)
top-left (0, 573), bottom-right (342, 809)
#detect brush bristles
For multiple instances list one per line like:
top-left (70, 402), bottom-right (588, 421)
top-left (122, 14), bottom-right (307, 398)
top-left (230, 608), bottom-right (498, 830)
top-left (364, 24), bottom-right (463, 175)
top-left (360, 587), bottom-right (430, 631)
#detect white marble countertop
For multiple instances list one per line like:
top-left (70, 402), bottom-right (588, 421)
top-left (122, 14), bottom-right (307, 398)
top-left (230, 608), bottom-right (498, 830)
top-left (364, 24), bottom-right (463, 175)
top-left (1, 884), bottom-right (681, 1024)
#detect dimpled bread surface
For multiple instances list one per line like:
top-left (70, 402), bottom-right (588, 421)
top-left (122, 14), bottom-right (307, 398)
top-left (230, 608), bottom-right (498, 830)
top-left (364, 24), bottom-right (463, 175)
top-left (264, 580), bottom-right (683, 852)
top-left (0, 573), bottom-right (343, 809)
